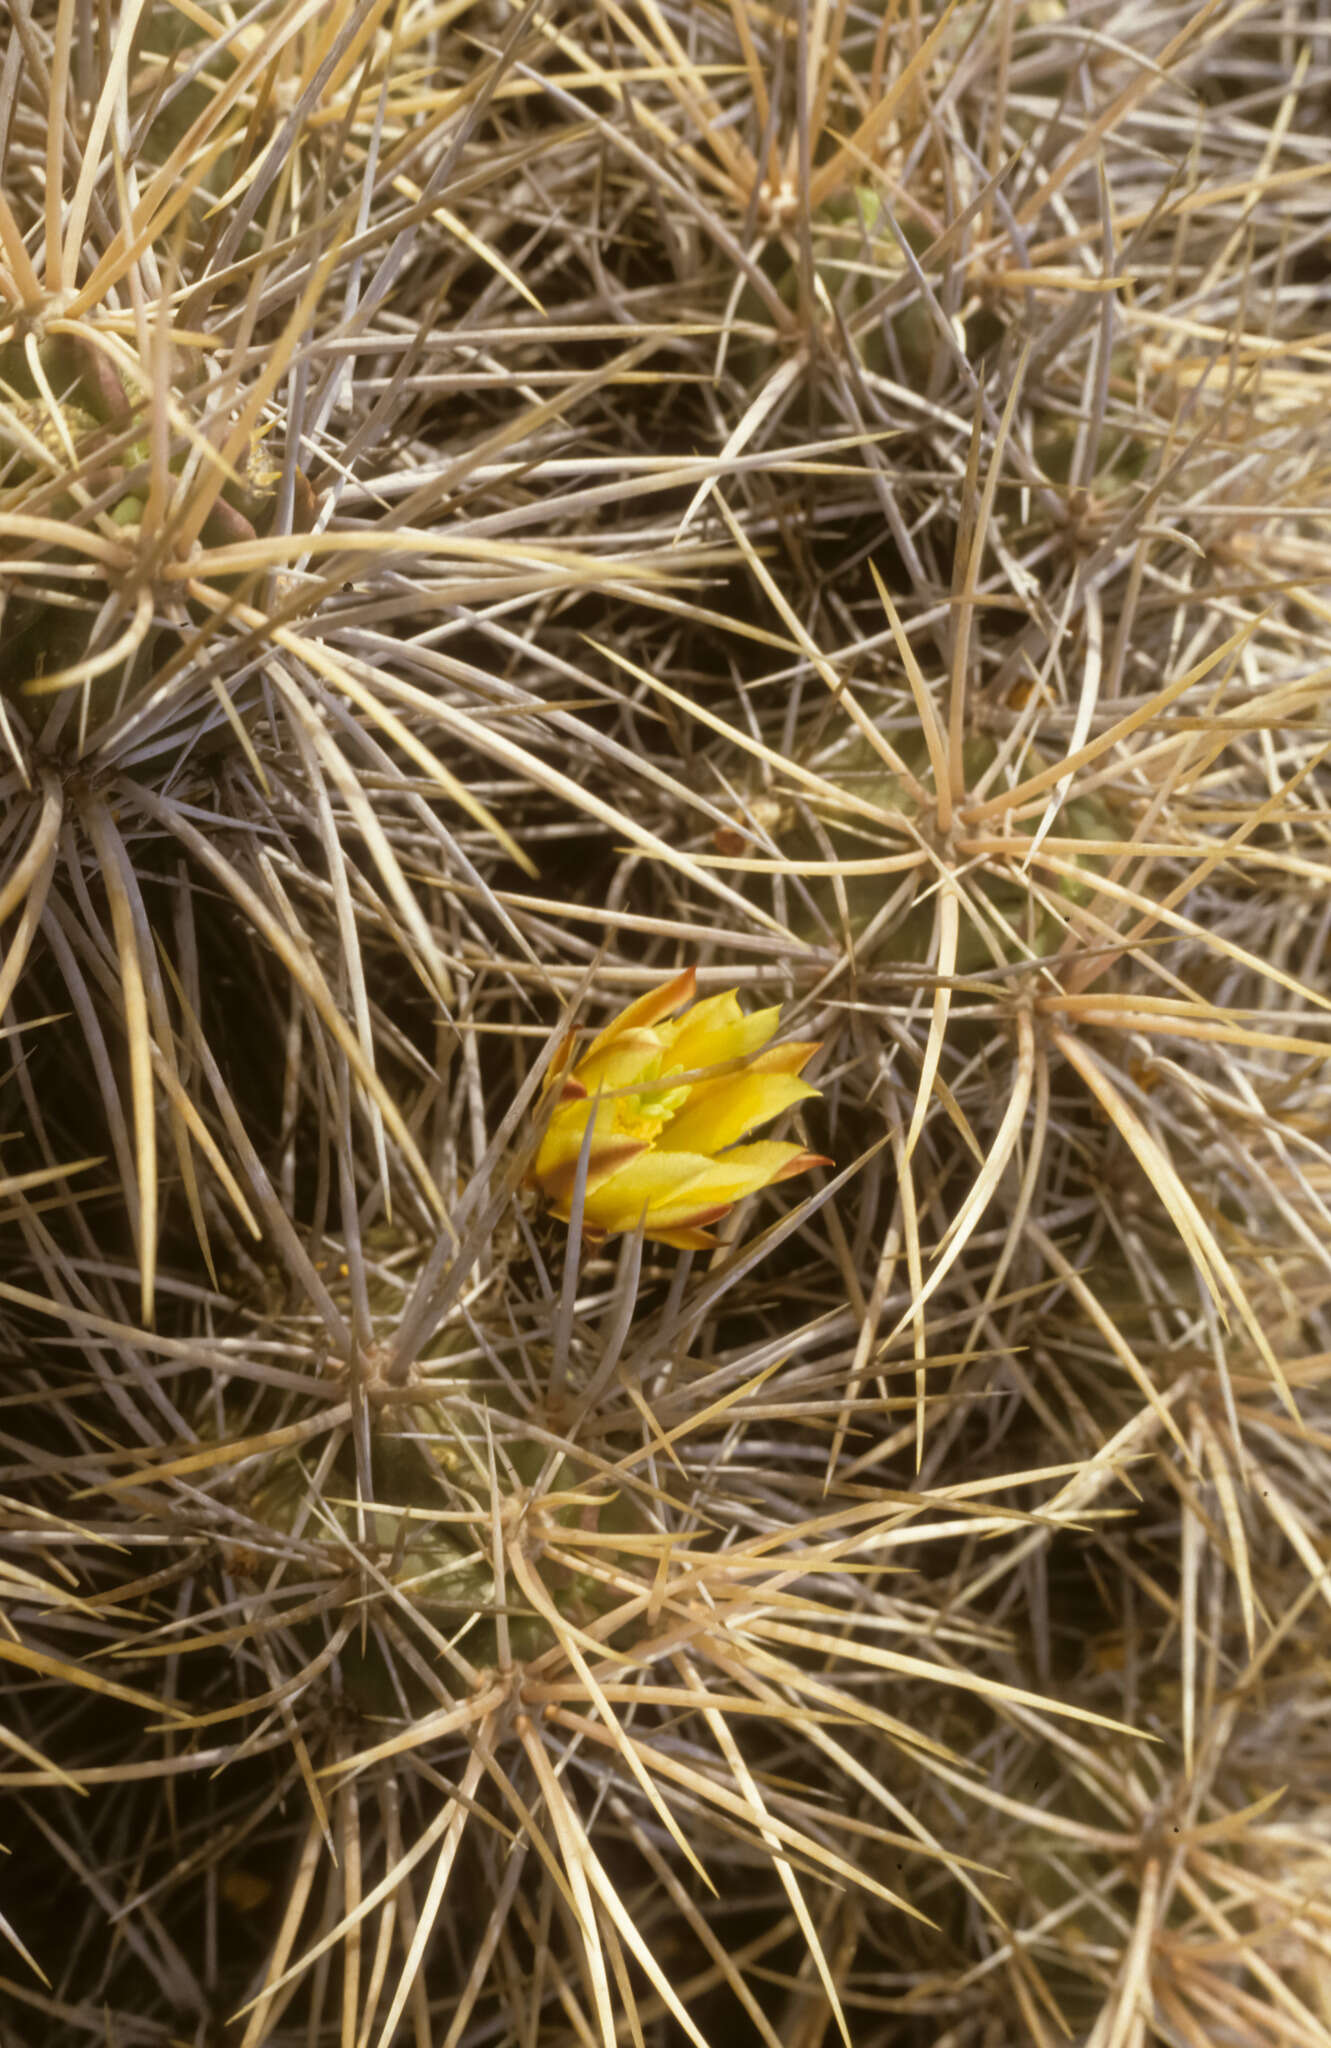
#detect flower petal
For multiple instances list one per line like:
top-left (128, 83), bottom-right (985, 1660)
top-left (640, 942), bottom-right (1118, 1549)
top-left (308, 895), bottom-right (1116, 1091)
top-left (662, 992), bottom-right (781, 1073)
top-left (723, 1141), bottom-right (823, 1200)
top-left (647, 1214), bottom-right (731, 1250)
top-left (612, 1141), bottom-right (815, 1230)
top-left (747, 1039), bottom-right (821, 1078)
top-left (575, 1033), bottom-right (666, 1095)
top-left (657, 1071), bottom-right (819, 1155)
top-left (531, 1099), bottom-right (647, 1204)
top-left (685, 1140), bottom-right (814, 1199)
top-left (581, 967), bottom-right (696, 1065)
top-left (743, 1143), bottom-right (833, 1184)
top-left (580, 1148), bottom-right (718, 1235)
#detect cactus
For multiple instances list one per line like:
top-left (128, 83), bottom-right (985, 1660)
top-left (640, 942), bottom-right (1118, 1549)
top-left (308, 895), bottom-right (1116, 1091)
top-left (3, 2), bottom-right (1330, 2046)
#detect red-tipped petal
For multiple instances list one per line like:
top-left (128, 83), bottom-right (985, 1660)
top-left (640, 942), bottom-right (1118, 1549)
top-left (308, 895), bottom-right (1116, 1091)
top-left (646, 1215), bottom-right (728, 1249)
top-left (769, 1149), bottom-right (833, 1182)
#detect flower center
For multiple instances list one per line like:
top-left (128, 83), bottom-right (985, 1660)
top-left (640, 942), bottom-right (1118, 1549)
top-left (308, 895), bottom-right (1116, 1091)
top-left (609, 1078), bottom-right (690, 1145)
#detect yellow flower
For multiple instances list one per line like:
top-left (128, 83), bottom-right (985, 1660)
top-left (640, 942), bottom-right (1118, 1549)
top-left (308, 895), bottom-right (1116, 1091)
top-left (528, 968), bottom-right (827, 1248)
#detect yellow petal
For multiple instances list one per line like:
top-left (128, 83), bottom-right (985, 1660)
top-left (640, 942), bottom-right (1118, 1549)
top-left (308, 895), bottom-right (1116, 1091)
top-left (581, 967), bottom-right (696, 1065)
top-left (575, 1033), bottom-right (666, 1094)
top-left (581, 1149), bottom-right (718, 1235)
top-left (585, 1143), bottom-right (818, 1241)
top-left (645, 1141), bottom-right (817, 1219)
top-left (657, 1071), bottom-right (818, 1156)
top-left (727, 1141), bottom-right (830, 1185)
top-left (662, 992), bottom-right (781, 1073)
top-left (531, 1099), bottom-right (646, 1204)
top-left (747, 1039), bottom-right (821, 1078)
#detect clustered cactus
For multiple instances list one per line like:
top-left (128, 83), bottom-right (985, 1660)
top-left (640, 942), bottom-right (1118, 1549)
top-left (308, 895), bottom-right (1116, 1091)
top-left (3, 3), bottom-right (1330, 2047)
